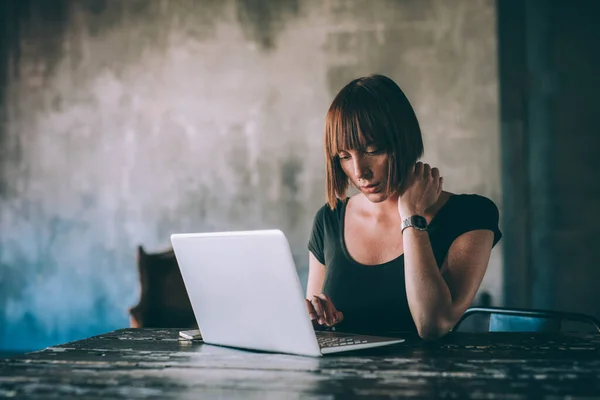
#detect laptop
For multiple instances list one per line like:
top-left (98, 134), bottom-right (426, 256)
top-left (170, 229), bottom-right (405, 357)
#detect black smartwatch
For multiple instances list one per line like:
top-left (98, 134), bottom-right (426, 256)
top-left (401, 215), bottom-right (428, 233)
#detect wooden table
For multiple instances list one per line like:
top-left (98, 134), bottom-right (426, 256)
top-left (1, 328), bottom-right (600, 399)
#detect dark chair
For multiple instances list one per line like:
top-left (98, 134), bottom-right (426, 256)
top-left (453, 307), bottom-right (600, 333)
top-left (128, 245), bottom-right (197, 329)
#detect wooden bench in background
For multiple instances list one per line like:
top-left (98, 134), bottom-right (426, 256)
top-left (128, 245), bottom-right (197, 329)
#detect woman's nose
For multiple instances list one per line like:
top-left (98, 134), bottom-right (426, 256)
top-left (353, 157), bottom-right (372, 180)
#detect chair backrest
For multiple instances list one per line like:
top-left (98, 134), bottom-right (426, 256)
top-left (453, 307), bottom-right (600, 333)
top-left (489, 314), bottom-right (561, 332)
top-left (129, 245), bottom-right (197, 329)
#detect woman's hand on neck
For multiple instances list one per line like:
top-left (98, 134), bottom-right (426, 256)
top-left (396, 162), bottom-right (443, 220)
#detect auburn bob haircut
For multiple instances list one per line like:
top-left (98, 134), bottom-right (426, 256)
top-left (324, 74), bottom-right (424, 209)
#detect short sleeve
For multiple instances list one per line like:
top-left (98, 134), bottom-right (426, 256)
top-left (308, 205), bottom-right (327, 264)
top-left (455, 195), bottom-right (502, 247)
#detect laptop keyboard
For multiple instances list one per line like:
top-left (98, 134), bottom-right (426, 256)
top-left (316, 331), bottom-right (380, 348)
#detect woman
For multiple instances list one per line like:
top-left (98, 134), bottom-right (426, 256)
top-left (305, 74), bottom-right (502, 340)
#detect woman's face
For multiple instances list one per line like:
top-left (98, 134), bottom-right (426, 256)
top-left (337, 143), bottom-right (391, 203)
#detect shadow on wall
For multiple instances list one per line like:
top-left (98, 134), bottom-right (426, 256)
top-left (0, 0), bottom-right (73, 356)
top-left (235, 0), bottom-right (300, 50)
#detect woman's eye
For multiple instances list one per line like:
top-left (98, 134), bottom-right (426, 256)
top-left (366, 149), bottom-right (381, 155)
top-left (338, 154), bottom-right (351, 160)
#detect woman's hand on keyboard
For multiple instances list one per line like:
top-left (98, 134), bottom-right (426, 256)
top-left (305, 294), bottom-right (344, 327)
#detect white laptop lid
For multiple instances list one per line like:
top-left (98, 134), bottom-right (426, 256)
top-left (170, 229), bottom-right (322, 357)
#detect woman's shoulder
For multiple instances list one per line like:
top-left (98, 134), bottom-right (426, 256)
top-left (438, 192), bottom-right (502, 245)
top-left (313, 198), bottom-right (348, 221)
top-left (309, 198), bottom-right (348, 261)
top-left (447, 193), bottom-right (499, 217)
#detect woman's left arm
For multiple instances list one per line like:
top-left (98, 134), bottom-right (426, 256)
top-left (402, 227), bottom-right (494, 340)
top-left (398, 162), bottom-right (496, 340)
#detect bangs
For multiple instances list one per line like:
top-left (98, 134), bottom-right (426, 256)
top-left (325, 85), bottom-right (394, 158)
top-left (323, 74), bottom-right (424, 210)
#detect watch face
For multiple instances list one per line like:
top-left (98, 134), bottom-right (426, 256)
top-left (412, 216), bottom-right (428, 229)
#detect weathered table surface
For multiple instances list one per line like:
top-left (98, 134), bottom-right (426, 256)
top-left (1, 328), bottom-right (600, 399)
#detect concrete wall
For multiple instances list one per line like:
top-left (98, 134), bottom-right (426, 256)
top-left (0, 0), bottom-right (500, 351)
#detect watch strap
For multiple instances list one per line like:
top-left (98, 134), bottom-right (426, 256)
top-left (401, 215), bottom-right (428, 232)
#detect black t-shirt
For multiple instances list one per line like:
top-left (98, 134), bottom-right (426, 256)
top-left (308, 194), bottom-right (502, 336)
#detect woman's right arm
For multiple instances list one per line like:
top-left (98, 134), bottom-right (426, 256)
top-left (306, 252), bottom-right (326, 299)
top-left (306, 252), bottom-right (343, 327)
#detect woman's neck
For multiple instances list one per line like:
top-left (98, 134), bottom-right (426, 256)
top-left (356, 192), bottom-right (401, 221)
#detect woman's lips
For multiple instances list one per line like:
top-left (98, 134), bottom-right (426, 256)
top-left (360, 183), bottom-right (379, 193)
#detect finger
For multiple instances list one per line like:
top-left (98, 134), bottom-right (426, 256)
top-left (315, 294), bottom-right (335, 325)
top-left (305, 299), bottom-right (317, 321)
top-left (316, 294), bottom-right (337, 326)
top-left (431, 167), bottom-right (440, 179)
top-left (414, 162), bottom-right (424, 176)
top-left (423, 163), bottom-right (431, 178)
top-left (311, 296), bottom-right (325, 325)
top-left (336, 311), bottom-right (344, 323)
top-left (439, 176), bottom-right (444, 194)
